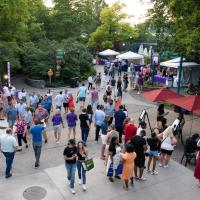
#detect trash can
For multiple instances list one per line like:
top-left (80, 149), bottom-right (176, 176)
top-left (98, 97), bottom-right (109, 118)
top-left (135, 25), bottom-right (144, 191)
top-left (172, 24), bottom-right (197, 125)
top-left (70, 77), bottom-right (79, 88)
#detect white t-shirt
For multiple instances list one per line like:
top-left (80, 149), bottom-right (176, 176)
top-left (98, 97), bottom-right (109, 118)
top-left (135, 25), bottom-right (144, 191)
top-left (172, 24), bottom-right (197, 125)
top-left (88, 76), bottom-right (93, 83)
top-left (55, 94), bottom-right (64, 107)
top-left (161, 137), bottom-right (174, 151)
top-left (0, 134), bottom-right (17, 152)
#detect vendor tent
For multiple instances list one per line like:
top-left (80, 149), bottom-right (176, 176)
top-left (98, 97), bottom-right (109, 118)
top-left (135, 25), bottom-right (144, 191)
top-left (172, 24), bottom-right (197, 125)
top-left (99, 49), bottom-right (119, 56)
top-left (160, 57), bottom-right (199, 68)
top-left (117, 51), bottom-right (144, 65)
top-left (141, 88), bottom-right (183, 102)
top-left (160, 57), bottom-right (200, 86)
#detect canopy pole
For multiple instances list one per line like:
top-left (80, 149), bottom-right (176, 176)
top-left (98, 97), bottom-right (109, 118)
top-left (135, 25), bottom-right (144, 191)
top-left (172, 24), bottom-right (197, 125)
top-left (177, 55), bottom-right (183, 94)
top-left (189, 114), bottom-right (194, 136)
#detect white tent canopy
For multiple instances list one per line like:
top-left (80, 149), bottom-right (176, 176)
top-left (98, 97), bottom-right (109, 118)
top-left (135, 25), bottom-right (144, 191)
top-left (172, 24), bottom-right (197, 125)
top-left (99, 49), bottom-right (119, 56)
top-left (117, 51), bottom-right (144, 60)
top-left (160, 57), bottom-right (200, 69)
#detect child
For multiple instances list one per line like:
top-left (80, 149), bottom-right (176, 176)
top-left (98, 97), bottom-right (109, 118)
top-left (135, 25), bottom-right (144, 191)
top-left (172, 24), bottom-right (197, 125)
top-left (67, 93), bottom-right (75, 110)
top-left (121, 144), bottom-right (136, 190)
top-left (194, 139), bottom-right (200, 187)
top-left (147, 132), bottom-right (160, 175)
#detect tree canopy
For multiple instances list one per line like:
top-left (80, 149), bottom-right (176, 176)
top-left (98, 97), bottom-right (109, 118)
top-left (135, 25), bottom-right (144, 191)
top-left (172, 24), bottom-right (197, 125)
top-left (88, 2), bottom-right (139, 51)
top-left (0, 0), bottom-right (107, 83)
top-left (147, 0), bottom-right (200, 62)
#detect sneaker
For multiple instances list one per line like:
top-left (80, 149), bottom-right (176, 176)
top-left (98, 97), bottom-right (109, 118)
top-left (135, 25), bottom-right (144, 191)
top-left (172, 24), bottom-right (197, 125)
top-left (163, 165), bottom-right (169, 168)
top-left (159, 163), bottom-right (163, 167)
top-left (135, 176), bottom-right (140, 180)
top-left (78, 179), bottom-right (82, 185)
top-left (5, 173), bottom-right (12, 178)
top-left (95, 141), bottom-right (98, 144)
top-left (70, 188), bottom-right (76, 195)
top-left (151, 171), bottom-right (158, 175)
top-left (82, 184), bottom-right (87, 191)
top-left (68, 180), bottom-right (70, 185)
top-left (26, 144), bottom-right (28, 148)
top-left (56, 141), bottom-right (60, 144)
top-left (44, 139), bottom-right (48, 144)
top-left (147, 169), bottom-right (151, 173)
top-left (139, 177), bottom-right (147, 181)
top-left (35, 163), bottom-right (39, 168)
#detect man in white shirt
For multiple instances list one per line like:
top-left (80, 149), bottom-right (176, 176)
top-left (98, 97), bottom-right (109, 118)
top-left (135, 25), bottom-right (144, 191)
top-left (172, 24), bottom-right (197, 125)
top-left (0, 128), bottom-right (17, 178)
top-left (30, 92), bottom-right (39, 110)
top-left (88, 75), bottom-right (93, 90)
top-left (55, 91), bottom-right (64, 110)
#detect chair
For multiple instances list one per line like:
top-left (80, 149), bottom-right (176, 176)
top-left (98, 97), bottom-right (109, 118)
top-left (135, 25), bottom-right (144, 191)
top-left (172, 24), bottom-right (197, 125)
top-left (180, 137), bottom-right (197, 166)
top-left (180, 149), bottom-right (196, 167)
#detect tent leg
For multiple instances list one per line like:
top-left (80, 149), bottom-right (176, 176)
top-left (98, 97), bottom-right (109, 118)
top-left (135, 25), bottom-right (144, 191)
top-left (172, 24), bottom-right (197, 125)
top-left (189, 114), bottom-right (194, 136)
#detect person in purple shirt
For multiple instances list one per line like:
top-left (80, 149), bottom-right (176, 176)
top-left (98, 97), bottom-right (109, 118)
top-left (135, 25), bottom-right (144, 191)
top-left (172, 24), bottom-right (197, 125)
top-left (66, 109), bottom-right (78, 141)
top-left (52, 109), bottom-right (64, 144)
top-left (90, 87), bottom-right (99, 109)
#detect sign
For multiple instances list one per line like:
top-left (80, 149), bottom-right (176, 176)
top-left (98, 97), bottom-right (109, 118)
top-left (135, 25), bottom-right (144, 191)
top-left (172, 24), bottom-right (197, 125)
top-left (48, 69), bottom-right (53, 85)
top-left (7, 62), bottom-right (11, 87)
top-left (56, 49), bottom-right (65, 57)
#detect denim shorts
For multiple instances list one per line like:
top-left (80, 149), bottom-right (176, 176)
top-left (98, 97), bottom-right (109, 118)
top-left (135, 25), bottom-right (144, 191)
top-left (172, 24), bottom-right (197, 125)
top-left (79, 97), bottom-right (86, 102)
top-left (149, 150), bottom-right (159, 157)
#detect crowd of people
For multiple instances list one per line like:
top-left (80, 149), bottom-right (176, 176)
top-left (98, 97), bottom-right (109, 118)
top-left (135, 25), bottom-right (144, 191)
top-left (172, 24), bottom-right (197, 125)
top-left (0, 67), bottom-right (200, 195)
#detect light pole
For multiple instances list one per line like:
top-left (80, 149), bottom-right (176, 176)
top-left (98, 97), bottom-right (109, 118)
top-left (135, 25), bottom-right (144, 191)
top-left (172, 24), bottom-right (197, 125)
top-left (177, 54), bottom-right (183, 94)
top-left (123, 43), bottom-right (125, 52)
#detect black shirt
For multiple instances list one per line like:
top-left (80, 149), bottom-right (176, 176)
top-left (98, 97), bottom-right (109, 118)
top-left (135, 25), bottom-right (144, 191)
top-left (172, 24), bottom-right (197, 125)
top-left (117, 80), bottom-right (122, 88)
top-left (63, 146), bottom-right (77, 164)
top-left (131, 135), bottom-right (146, 157)
top-left (77, 151), bottom-right (87, 161)
top-left (111, 79), bottom-right (116, 86)
top-left (147, 137), bottom-right (159, 151)
top-left (79, 113), bottom-right (89, 128)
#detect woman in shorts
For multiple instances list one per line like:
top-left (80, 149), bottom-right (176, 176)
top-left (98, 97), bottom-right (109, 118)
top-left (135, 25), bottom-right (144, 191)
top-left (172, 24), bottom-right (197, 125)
top-left (52, 109), bottom-right (64, 144)
top-left (100, 115), bottom-right (110, 160)
top-left (63, 90), bottom-right (69, 114)
top-left (66, 109), bottom-right (78, 141)
top-left (147, 132), bottom-right (160, 175)
top-left (159, 126), bottom-right (177, 168)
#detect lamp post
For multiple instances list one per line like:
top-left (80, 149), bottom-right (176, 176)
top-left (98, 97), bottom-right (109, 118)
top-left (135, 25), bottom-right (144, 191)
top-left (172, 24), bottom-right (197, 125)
top-left (122, 43), bottom-right (125, 52)
top-left (177, 54), bottom-right (183, 94)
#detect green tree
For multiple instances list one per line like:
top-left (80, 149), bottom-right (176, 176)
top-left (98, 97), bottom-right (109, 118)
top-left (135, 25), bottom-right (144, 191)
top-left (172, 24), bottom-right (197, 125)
top-left (88, 2), bottom-right (139, 51)
top-left (147, 0), bottom-right (200, 62)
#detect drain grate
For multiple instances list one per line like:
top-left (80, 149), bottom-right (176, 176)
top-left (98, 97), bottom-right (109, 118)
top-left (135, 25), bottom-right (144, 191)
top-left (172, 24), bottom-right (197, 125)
top-left (23, 186), bottom-right (47, 200)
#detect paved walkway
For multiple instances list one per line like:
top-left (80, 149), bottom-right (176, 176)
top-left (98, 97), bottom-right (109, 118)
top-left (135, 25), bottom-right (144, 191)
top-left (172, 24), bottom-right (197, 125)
top-left (0, 65), bottom-right (199, 199)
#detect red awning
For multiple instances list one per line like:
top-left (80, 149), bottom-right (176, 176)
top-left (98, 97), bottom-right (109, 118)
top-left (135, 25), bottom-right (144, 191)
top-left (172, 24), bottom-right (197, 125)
top-left (141, 88), bottom-right (183, 102)
top-left (166, 95), bottom-right (200, 116)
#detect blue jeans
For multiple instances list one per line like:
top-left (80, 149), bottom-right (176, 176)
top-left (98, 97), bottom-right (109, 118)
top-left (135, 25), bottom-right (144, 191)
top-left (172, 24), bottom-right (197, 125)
top-left (65, 163), bottom-right (76, 189)
top-left (33, 142), bottom-right (42, 164)
top-left (81, 127), bottom-right (89, 143)
top-left (3, 152), bottom-right (15, 176)
top-left (77, 161), bottom-right (86, 184)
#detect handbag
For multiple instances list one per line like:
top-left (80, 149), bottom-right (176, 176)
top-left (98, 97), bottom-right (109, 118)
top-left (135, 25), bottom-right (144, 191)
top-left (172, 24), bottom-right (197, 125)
top-left (115, 162), bottom-right (123, 175)
top-left (82, 158), bottom-right (94, 171)
top-left (107, 162), bottom-right (113, 177)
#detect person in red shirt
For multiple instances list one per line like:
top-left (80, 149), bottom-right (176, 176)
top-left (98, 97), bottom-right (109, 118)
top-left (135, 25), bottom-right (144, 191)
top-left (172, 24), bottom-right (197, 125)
top-left (124, 119), bottom-right (137, 143)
